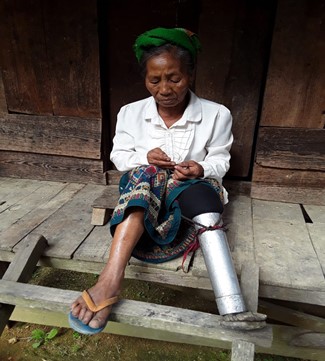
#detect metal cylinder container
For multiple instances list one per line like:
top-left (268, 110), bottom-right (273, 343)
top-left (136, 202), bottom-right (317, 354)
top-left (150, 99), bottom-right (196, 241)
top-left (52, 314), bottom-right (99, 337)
top-left (192, 212), bottom-right (247, 315)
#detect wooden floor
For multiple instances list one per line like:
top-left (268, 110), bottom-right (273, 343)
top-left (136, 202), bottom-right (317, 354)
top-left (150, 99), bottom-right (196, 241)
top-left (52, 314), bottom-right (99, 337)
top-left (0, 176), bottom-right (324, 307)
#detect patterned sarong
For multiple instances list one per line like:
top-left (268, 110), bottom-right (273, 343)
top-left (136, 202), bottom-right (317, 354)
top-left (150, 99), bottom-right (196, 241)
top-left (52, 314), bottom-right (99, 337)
top-left (110, 165), bottom-right (223, 263)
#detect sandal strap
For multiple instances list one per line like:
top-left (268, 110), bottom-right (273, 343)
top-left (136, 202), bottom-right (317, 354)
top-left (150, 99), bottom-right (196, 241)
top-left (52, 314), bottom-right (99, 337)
top-left (82, 290), bottom-right (119, 312)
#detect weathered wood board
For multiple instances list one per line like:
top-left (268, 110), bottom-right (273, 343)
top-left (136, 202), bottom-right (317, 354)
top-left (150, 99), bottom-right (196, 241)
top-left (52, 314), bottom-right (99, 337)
top-left (0, 151), bottom-right (106, 184)
top-left (0, 177), bottom-right (43, 213)
top-left (0, 183), bottom-right (84, 251)
top-left (305, 205), bottom-right (325, 275)
top-left (0, 115), bottom-right (102, 159)
top-left (0, 181), bottom-right (67, 232)
top-left (252, 200), bottom-right (325, 291)
top-left (255, 127), bottom-right (325, 171)
top-left (73, 224), bottom-right (111, 263)
top-left (260, 0), bottom-right (325, 128)
top-left (0, 234), bottom-right (47, 334)
top-left (0, 0), bottom-right (101, 118)
top-left (28, 184), bottom-right (106, 258)
top-left (195, 0), bottom-right (275, 177)
top-left (0, 279), bottom-right (273, 348)
top-left (0, 71), bottom-right (7, 115)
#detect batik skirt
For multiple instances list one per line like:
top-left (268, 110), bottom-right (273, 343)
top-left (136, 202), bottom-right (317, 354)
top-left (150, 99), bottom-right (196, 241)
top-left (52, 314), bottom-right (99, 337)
top-left (110, 165), bottom-right (223, 263)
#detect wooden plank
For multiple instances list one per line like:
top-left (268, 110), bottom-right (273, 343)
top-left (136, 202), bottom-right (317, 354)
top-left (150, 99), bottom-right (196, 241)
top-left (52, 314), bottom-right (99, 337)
top-left (0, 181), bottom-right (67, 232)
top-left (255, 127), bottom-right (325, 171)
top-left (0, 183), bottom-right (84, 251)
top-left (0, 0), bottom-right (52, 115)
top-left (196, 0), bottom-right (275, 177)
top-left (91, 185), bottom-right (119, 225)
top-left (241, 263), bottom-right (259, 313)
top-left (92, 185), bottom-right (120, 209)
top-left (307, 224), bottom-right (325, 276)
top-left (0, 177), bottom-right (43, 213)
top-left (73, 224), bottom-right (111, 262)
top-left (9, 308), bottom-right (325, 360)
top-left (43, 0), bottom-right (101, 118)
top-left (259, 300), bottom-right (325, 333)
top-left (231, 340), bottom-right (255, 361)
top-left (253, 200), bottom-right (325, 290)
top-left (0, 114), bottom-right (101, 159)
top-left (30, 184), bottom-right (107, 259)
top-left (0, 279), bottom-right (272, 348)
top-left (260, 0), bottom-right (325, 128)
top-left (0, 71), bottom-right (7, 115)
top-left (251, 183), bottom-right (325, 206)
top-left (252, 199), bottom-right (305, 224)
top-left (0, 151), bottom-right (106, 184)
top-left (0, 234), bottom-right (47, 334)
top-left (252, 164), bottom-right (325, 188)
top-left (304, 205), bottom-right (325, 224)
top-left (91, 208), bottom-right (112, 226)
top-left (259, 284), bottom-right (325, 307)
top-left (289, 332), bottom-right (325, 349)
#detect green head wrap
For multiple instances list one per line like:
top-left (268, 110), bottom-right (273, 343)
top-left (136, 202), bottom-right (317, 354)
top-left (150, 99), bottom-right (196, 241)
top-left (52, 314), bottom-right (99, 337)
top-left (133, 27), bottom-right (201, 63)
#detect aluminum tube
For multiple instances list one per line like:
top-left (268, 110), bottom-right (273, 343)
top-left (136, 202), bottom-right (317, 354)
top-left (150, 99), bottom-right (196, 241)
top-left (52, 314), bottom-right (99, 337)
top-left (192, 212), bottom-right (247, 315)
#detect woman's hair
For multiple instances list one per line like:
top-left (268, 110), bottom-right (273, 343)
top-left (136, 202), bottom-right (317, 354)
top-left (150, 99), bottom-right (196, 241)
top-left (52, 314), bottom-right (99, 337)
top-left (139, 44), bottom-right (196, 77)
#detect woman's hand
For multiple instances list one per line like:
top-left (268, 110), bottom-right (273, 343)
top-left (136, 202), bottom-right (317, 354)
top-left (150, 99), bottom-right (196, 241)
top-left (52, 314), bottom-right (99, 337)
top-left (172, 160), bottom-right (204, 180)
top-left (147, 148), bottom-right (176, 169)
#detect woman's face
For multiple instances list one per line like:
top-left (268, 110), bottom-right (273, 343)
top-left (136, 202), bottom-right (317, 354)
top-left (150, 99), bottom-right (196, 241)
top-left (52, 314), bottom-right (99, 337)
top-left (145, 51), bottom-right (192, 110)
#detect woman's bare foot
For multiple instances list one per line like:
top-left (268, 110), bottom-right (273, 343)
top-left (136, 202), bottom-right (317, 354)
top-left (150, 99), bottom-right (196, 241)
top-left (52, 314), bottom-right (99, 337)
top-left (70, 276), bottom-right (121, 329)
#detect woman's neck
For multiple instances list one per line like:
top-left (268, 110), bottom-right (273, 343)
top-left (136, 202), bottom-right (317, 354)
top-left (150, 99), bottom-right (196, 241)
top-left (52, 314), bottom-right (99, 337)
top-left (157, 92), bottom-right (190, 127)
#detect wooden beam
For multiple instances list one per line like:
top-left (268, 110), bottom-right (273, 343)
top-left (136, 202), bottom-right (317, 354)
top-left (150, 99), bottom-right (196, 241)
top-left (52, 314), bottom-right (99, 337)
top-left (0, 151), bottom-right (106, 184)
top-left (251, 183), bottom-right (325, 206)
top-left (255, 127), bottom-right (325, 171)
top-left (259, 300), bottom-right (325, 333)
top-left (231, 340), bottom-right (255, 361)
top-left (0, 234), bottom-right (48, 334)
top-left (241, 263), bottom-right (259, 313)
top-left (9, 306), bottom-right (325, 360)
top-left (0, 279), bottom-right (273, 348)
top-left (0, 114), bottom-right (101, 159)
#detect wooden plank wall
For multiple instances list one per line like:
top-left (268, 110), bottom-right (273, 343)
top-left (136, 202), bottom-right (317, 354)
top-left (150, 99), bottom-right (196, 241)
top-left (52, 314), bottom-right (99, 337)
top-left (252, 0), bottom-right (325, 205)
top-left (196, 0), bottom-right (275, 178)
top-left (0, 0), bottom-right (104, 184)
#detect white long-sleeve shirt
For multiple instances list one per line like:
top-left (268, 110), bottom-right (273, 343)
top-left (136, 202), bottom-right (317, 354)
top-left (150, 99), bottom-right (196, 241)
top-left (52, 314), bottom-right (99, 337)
top-left (110, 91), bottom-right (233, 202)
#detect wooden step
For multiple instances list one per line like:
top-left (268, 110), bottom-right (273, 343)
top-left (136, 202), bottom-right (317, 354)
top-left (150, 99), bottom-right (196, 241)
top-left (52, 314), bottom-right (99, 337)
top-left (0, 279), bottom-right (273, 348)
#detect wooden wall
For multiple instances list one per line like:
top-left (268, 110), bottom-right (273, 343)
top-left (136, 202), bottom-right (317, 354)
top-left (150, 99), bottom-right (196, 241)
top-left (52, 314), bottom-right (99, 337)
top-left (0, 0), bottom-right (105, 184)
top-left (251, 0), bottom-right (325, 205)
top-left (0, 0), bottom-right (323, 204)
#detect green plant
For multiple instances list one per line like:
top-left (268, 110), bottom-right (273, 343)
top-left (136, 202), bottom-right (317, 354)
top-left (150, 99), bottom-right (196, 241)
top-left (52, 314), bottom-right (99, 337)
top-left (30, 328), bottom-right (58, 348)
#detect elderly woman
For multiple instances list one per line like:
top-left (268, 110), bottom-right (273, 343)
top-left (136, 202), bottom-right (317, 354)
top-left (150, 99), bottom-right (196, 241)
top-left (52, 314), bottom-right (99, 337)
top-left (69, 28), bottom-right (266, 334)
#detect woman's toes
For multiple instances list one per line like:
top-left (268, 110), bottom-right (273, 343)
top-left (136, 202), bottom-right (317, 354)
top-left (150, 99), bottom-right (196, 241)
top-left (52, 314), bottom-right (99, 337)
top-left (71, 303), bottom-right (82, 317)
top-left (81, 309), bottom-right (95, 325)
top-left (88, 308), bottom-right (111, 329)
top-left (78, 307), bottom-right (87, 321)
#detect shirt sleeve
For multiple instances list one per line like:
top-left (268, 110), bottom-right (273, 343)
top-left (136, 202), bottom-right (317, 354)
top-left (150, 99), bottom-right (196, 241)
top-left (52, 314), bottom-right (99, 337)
top-left (198, 105), bottom-right (233, 183)
top-left (110, 106), bottom-right (149, 171)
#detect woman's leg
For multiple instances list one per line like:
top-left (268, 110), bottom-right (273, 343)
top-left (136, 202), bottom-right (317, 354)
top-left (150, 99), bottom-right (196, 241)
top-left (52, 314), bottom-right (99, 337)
top-left (70, 207), bottom-right (144, 328)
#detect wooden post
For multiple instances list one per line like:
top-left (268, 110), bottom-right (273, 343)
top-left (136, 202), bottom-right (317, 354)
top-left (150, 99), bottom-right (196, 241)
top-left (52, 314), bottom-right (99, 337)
top-left (0, 233), bottom-right (48, 335)
top-left (230, 262), bottom-right (261, 361)
top-left (231, 340), bottom-right (255, 361)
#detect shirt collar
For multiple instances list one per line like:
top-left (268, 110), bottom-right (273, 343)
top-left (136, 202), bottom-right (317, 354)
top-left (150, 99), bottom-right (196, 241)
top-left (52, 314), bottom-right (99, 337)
top-left (145, 90), bottom-right (202, 125)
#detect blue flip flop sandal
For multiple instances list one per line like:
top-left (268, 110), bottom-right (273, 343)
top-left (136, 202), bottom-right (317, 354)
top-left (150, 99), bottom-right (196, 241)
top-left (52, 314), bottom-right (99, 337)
top-left (68, 290), bottom-right (119, 335)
